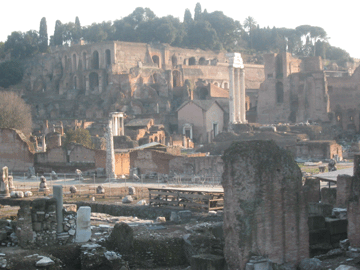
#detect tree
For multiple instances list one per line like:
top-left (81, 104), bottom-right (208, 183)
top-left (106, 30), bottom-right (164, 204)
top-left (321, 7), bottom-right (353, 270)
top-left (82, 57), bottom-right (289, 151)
top-left (244, 16), bottom-right (257, 50)
top-left (0, 61), bottom-right (23, 88)
top-left (39, 17), bottom-right (48, 53)
top-left (4, 31), bottom-right (39, 59)
top-left (73, 16), bottom-right (82, 44)
top-left (184, 9), bottom-right (193, 25)
top-left (83, 23), bottom-right (108, 43)
top-left (194, 3), bottom-right (202, 21)
top-left (53, 20), bottom-right (63, 46)
top-left (64, 128), bottom-right (93, 149)
top-left (0, 91), bottom-right (32, 136)
top-left (0, 42), bottom-right (4, 59)
top-left (185, 21), bottom-right (222, 50)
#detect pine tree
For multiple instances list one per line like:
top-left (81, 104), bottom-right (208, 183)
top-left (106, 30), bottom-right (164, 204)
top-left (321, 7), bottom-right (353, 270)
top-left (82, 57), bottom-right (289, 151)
top-left (39, 17), bottom-right (48, 52)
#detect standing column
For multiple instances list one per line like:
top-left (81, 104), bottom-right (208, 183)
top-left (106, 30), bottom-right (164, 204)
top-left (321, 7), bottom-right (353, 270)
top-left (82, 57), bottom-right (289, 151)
top-left (240, 68), bottom-right (247, 123)
top-left (228, 67), bottom-right (236, 124)
top-left (53, 185), bottom-right (63, 233)
top-left (121, 116), bottom-right (124, 136)
top-left (106, 119), bottom-right (116, 179)
top-left (234, 68), bottom-right (241, 123)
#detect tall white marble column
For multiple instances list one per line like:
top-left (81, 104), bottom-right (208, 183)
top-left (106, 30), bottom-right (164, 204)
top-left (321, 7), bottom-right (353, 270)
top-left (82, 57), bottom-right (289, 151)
top-left (240, 68), bottom-right (247, 123)
top-left (226, 53), bottom-right (247, 125)
top-left (106, 119), bottom-right (116, 179)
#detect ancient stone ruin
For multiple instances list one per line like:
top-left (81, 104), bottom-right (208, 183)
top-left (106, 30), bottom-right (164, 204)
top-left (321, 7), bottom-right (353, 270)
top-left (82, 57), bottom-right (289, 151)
top-left (222, 140), bottom-right (309, 269)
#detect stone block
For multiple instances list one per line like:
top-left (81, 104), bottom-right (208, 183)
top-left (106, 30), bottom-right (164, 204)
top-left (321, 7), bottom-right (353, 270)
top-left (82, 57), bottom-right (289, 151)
top-left (308, 216), bottom-right (326, 231)
top-left (309, 229), bottom-right (330, 245)
top-left (325, 218), bottom-right (348, 235)
top-left (178, 210), bottom-right (192, 221)
top-left (308, 203), bottom-right (333, 217)
top-left (63, 204), bottom-right (77, 212)
top-left (190, 254), bottom-right (225, 270)
top-left (75, 206), bottom-right (91, 243)
top-left (32, 222), bottom-right (42, 232)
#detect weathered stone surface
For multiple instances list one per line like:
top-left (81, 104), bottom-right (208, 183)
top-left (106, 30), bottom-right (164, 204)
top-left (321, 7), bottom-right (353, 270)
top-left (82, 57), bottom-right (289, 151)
top-left (298, 258), bottom-right (322, 270)
top-left (96, 185), bottom-right (105, 194)
top-left (128, 186), bottom-right (136, 195)
top-left (122, 195), bottom-right (133, 204)
top-left (70, 186), bottom-right (77, 193)
top-left (36, 256), bottom-right (55, 267)
top-left (222, 140), bottom-right (309, 269)
top-left (106, 222), bottom-right (133, 254)
top-left (190, 254), bottom-right (225, 270)
top-left (75, 206), bottom-right (91, 243)
top-left (335, 265), bottom-right (359, 270)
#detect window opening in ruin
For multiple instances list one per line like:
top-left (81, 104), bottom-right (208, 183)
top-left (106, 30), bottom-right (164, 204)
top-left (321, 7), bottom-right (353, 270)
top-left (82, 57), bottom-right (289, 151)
top-left (189, 57), bottom-right (196, 66)
top-left (89, 72), bottom-right (99, 91)
top-left (214, 82), bottom-right (219, 87)
top-left (276, 82), bottom-right (284, 103)
top-left (224, 82), bottom-right (229, 89)
top-left (105, 49), bottom-right (111, 68)
top-left (185, 129), bottom-right (191, 139)
top-left (154, 136), bottom-right (158, 142)
top-left (172, 55), bottom-right (177, 66)
top-left (83, 52), bottom-right (87, 70)
top-left (73, 54), bottom-right (77, 71)
top-left (199, 57), bottom-right (206, 65)
top-left (92, 51), bottom-right (99, 69)
top-left (152, 55), bottom-right (160, 68)
top-left (336, 113), bottom-right (342, 122)
top-left (213, 122), bottom-right (218, 138)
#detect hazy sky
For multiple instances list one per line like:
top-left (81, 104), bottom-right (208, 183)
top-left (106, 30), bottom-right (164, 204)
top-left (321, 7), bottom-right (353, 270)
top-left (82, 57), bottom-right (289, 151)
top-left (1, 0), bottom-right (358, 58)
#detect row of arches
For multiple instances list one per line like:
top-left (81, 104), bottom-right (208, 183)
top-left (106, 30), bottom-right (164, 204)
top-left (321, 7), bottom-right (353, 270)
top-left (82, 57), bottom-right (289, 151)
top-left (63, 49), bottom-right (112, 72)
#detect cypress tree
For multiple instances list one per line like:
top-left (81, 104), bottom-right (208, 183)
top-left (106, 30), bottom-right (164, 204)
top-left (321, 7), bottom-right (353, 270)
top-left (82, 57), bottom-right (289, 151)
top-left (39, 17), bottom-right (48, 52)
top-left (54, 20), bottom-right (63, 46)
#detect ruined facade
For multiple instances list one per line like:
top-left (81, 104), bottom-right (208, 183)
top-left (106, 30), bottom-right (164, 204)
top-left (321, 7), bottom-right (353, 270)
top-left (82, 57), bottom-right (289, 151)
top-left (0, 128), bottom-right (35, 172)
top-left (22, 41), bottom-right (264, 126)
top-left (257, 53), bottom-right (330, 124)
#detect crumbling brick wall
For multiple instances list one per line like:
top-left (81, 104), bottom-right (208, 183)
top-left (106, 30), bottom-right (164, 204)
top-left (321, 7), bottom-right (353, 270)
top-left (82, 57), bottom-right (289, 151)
top-left (222, 140), bottom-right (308, 269)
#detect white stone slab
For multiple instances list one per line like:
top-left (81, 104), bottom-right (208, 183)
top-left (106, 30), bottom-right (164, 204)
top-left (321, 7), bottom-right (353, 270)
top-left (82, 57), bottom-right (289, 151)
top-left (75, 206), bottom-right (91, 243)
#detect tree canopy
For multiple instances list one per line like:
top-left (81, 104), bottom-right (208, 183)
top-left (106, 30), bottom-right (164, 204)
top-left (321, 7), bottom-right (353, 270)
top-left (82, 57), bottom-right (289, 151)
top-left (0, 91), bottom-right (32, 136)
top-left (1, 4), bottom-right (353, 66)
top-left (0, 60), bottom-right (23, 88)
top-left (64, 128), bottom-right (93, 149)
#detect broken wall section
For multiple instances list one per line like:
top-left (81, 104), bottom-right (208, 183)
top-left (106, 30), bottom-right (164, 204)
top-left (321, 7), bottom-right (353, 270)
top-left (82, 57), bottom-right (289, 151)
top-left (222, 140), bottom-right (309, 270)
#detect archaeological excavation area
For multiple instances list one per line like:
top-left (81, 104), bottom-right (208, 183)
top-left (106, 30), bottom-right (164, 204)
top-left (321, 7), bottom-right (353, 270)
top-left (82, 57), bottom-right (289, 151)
top-left (0, 140), bottom-right (359, 269)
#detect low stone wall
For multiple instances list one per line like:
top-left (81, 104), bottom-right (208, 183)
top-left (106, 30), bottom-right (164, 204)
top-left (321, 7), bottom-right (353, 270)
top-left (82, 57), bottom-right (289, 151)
top-left (75, 202), bottom-right (176, 220)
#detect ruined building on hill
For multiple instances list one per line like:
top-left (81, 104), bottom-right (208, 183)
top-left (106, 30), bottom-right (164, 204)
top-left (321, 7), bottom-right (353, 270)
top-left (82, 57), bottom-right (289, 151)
top-left (257, 52), bottom-right (360, 132)
top-left (21, 41), bottom-right (264, 128)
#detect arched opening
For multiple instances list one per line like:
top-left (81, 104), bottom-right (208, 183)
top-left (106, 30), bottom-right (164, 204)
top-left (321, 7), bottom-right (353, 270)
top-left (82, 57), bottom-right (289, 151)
top-left (83, 52), bottom-right (87, 70)
top-left (223, 82), bottom-right (229, 89)
top-left (64, 55), bottom-right (68, 71)
top-left (189, 57), bottom-right (196, 66)
top-left (198, 87), bottom-right (209, 100)
top-left (199, 57), bottom-right (206, 65)
top-left (154, 136), bottom-right (158, 142)
top-left (276, 81), bottom-right (284, 103)
top-left (172, 70), bottom-right (181, 87)
top-left (92, 51), bottom-right (99, 69)
top-left (105, 49), bottom-right (111, 67)
top-left (89, 72), bottom-right (99, 91)
top-left (172, 55), bottom-right (177, 66)
top-left (213, 82), bottom-right (219, 87)
top-left (72, 54), bottom-right (77, 71)
top-left (152, 55), bottom-right (160, 67)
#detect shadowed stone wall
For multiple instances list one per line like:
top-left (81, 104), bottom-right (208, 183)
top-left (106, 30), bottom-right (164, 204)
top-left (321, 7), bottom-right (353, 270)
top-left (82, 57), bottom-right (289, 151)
top-left (222, 140), bottom-right (308, 269)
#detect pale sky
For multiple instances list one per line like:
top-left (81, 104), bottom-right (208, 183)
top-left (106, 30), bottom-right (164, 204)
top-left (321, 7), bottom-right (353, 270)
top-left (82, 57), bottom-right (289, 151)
top-left (1, 0), bottom-right (359, 58)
